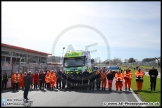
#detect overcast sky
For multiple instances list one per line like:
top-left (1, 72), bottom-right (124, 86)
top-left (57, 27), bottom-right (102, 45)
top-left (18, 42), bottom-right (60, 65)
top-left (2, 1), bottom-right (161, 61)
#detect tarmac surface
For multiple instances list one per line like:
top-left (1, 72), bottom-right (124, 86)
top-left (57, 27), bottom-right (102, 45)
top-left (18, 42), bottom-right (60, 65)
top-left (2, 79), bottom-right (140, 107)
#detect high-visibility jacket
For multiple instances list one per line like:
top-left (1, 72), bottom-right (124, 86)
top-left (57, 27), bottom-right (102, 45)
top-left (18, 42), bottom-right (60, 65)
top-left (115, 73), bottom-right (123, 81)
top-left (135, 71), bottom-right (144, 78)
top-left (13, 74), bottom-right (20, 83)
top-left (123, 71), bottom-right (132, 80)
top-left (11, 73), bottom-right (15, 83)
top-left (45, 74), bottom-right (50, 83)
top-left (100, 72), bottom-right (107, 80)
top-left (49, 73), bottom-right (57, 82)
top-left (19, 74), bottom-right (24, 83)
top-left (2, 75), bottom-right (8, 82)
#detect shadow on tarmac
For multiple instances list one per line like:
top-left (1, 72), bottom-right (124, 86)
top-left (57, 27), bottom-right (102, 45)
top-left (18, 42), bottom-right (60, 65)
top-left (69, 89), bottom-right (132, 94)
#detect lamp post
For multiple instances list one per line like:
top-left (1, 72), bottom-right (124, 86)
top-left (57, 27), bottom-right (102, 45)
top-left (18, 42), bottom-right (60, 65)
top-left (62, 47), bottom-right (65, 72)
top-left (62, 47), bottom-right (65, 58)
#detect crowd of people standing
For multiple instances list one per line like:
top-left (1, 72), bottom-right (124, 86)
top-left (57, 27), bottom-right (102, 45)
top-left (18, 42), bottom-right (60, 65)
top-left (1, 66), bottom-right (159, 92)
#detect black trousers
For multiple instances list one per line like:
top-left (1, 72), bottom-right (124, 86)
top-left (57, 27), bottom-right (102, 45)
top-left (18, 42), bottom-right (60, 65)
top-left (61, 78), bottom-right (66, 89)
top-left (13, 83), bottom-right (18, 90)
top-left (2, 81), bottom-right (7, 89)
top-left (150, 78), bottom-right (157, 91)
top-left (24, 85), bottom-right (30, 99)
top-left (96, 79), bottom-right (101, 90)
top-left (44, 81), bottom-right (46, 88)
top-left (40, 81), bottom-right (45, 89)
top-left (34, 82), bottom-right (38, 89)
top-left (67, 80), bottom-right (71, 88)
top-left (56, 79), bottom-right (61, 89)
top-left (46, 83), bottom-right (50, 89)
top-left (89, 82), bottom-right (94, 90)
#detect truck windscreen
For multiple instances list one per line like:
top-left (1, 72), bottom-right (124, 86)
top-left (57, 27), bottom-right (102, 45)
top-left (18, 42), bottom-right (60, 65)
top-left (63, 56), bottom-right (85, 67)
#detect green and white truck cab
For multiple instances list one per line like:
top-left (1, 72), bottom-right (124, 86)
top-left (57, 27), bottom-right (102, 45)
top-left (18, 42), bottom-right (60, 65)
top-left (63, 50), bottom-right (92, 74)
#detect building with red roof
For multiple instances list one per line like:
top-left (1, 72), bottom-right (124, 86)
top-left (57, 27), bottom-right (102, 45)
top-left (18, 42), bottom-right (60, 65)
top-left (1, 43), bottom-right (52, 66)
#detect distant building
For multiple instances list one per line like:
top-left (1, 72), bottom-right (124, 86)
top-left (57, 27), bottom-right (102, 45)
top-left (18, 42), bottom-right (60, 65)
top-left (1, 43), bottom-right (52, 66)
top-left (1, 43), bottom-right (53, 74)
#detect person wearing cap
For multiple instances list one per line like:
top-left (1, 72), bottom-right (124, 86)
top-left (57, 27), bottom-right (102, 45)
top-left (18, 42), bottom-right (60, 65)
top-left (135, 68), bottom-right (144, 91)
top-left (23, 71), bottom-right (32, 100)
top-left (149, 66), bottom-right (158, 91)
top-left (115, 70), bottom-right (123, 91)
top-left (107, 70), bottom-right (114, 91)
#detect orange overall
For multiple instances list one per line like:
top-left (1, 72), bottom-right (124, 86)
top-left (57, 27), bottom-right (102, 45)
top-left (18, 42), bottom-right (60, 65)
top-left (115, 72), bottom-right (123, 91)
top-left (45, 73), bottom-right (50, 89)
top-left (124, 71), bottom-right (132, 89)
top-left (135, 70), bottom-right (144, 90)
top-left (19, 73), bottom-right (24, 89)
top-left (100, 71), bottom-right (107, 89)
top-left (50, 72), bottom-right (57, 88)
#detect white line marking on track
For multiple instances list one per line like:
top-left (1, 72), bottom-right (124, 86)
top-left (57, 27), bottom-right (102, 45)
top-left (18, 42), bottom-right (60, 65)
top-left (130, 88), bottom-right (147, 107)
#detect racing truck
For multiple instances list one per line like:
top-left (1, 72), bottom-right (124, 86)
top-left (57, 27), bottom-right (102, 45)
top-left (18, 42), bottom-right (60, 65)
top-left (63, 50), bottom-right (92, 74)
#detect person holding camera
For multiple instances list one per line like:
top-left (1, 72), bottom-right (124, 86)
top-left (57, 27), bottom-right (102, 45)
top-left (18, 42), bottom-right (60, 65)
top-left (115, 70), bottom-right (123, 91)
top-left (135, 68), bottom-right (144, 91)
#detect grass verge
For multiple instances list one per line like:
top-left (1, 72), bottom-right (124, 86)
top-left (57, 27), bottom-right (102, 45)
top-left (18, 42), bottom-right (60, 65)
top-left (121, 67), bottom-right (161, 106)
